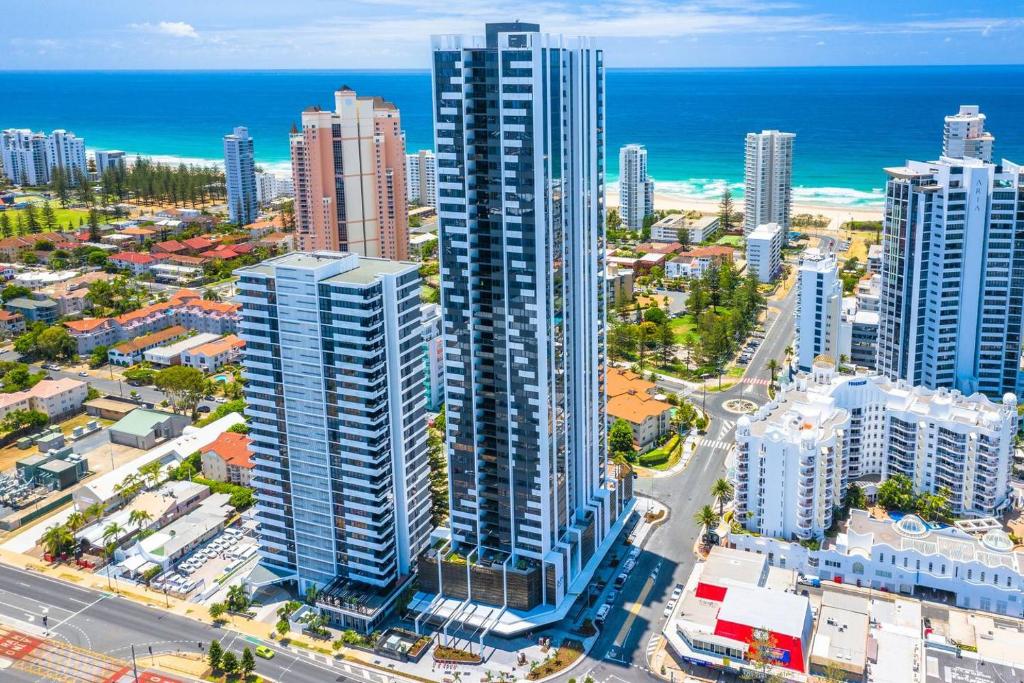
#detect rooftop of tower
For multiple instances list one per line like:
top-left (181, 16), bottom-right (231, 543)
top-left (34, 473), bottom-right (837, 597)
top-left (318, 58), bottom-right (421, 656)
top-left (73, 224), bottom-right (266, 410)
top-left (237, 250), bottom-right (416, 285)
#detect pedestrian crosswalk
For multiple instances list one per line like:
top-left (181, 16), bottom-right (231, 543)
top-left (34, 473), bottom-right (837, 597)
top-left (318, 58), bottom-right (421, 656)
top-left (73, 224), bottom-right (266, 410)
top-left (720, 419), bottom-right (735, 432)
top-left (646, 633), bottom-right (663, 659)
top-left (697, 437), bottom-right (731, 451)
top-left (741, 377), bottom-right (771, 385)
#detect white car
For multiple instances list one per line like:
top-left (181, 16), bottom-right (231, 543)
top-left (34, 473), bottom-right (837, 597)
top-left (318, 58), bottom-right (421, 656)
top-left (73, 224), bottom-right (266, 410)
top-left (663, 600), bottom-right (676, 617)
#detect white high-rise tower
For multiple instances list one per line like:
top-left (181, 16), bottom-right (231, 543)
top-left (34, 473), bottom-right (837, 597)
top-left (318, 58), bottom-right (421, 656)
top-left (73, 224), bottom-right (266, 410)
top-left (744, 130), bottom-right (794, 236)
top-left (943, 105), bottom-right (994, 162)
top-left (794, 248), bottom-right (843, 372)
top-left (618, 144), bottom-right (654, 231)
top-left (237, 251), bottom-right (431, 633)
top-left (223, 126), bottom-right (258, 226)
top-left (877, 108), bottom-right (1024, 398)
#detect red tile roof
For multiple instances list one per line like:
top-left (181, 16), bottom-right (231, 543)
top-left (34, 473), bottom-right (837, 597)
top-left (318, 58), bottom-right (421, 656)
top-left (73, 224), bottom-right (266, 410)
top-left (182, 237), bottom-right (214, 251)
top-left (203, 432), bottom-right (252, 470)
top-left (111, 251), bottom-right (154, 265)
top-left (154, 240), bottom-right (186, 253)
top-left (64, 318), bottom-right (111, 333)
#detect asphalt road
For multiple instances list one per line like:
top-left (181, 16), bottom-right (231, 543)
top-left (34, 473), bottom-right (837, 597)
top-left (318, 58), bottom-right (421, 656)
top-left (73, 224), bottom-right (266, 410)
top-left (567, 238), bottom-right (833, 683)
top-left (0, 563), bottom-right (386, 683)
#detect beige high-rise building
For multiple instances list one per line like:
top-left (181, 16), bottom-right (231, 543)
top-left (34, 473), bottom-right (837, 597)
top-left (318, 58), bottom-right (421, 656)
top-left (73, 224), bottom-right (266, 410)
top-left (290, 87), bottom-right (409, 259)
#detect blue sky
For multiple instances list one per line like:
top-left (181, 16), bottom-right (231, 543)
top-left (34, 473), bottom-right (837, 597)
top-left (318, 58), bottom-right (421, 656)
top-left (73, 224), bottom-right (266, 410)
top-left (7, 0), bottom-right (1024, 69)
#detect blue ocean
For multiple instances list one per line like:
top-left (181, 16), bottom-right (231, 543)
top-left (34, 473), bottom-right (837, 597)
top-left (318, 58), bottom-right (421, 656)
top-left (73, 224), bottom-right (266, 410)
top-left (2, 66), bottom-right (1023, 207)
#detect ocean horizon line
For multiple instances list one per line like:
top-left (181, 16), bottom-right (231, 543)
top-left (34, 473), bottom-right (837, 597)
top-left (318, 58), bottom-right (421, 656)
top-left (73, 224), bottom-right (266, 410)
top-left (2, 63), bottom-right (1023, 74)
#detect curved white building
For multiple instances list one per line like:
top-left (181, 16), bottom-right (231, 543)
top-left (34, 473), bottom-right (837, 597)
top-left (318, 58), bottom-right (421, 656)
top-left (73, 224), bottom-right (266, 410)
top-left (734, 361), bottom-right (1018, 542)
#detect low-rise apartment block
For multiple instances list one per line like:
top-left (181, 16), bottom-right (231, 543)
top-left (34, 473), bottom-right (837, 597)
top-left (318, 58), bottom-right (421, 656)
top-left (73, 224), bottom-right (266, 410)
top-left (651, 213), bottom-right (721, 244)
top-left (746, 222), bottom-right (783, 283)
top-left (606, 367), bottom-right (673, 451)
top-left (665, 246), bottom-right (735, 280)
top-left (108, 325), bottom-right (188, 366)
top-left (0, 378), bottom-right (88, 421)
top-left (200, 432), bottom-right (253, 486)
top-left (181, 334), bottom-right (244, 373)
top-left (65, 290), bottom-right (240, 354)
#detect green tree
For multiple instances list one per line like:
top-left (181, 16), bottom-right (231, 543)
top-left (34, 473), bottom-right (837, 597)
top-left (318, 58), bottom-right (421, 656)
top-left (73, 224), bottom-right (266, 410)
top-left (41, 523), bottom-right (74, 557)
top-left (276, 617), bottom-right (290, 636)
top-left (1, 409), bottom-right (47, 433)
top-left (87, 209), bottom-right (102, 242)
top-left (877, 474), bottom-right (915, 512)
top-left (35, 325), bottom-right (76, 360)
top-left (40, 201), bottom-right (57, 231)
top-left (88, 345), bottom-right (110, 368)
top-left (24, 203), bottom-right (40, 233)
top-left (219, 651), bottom-right (236, 675)
top-left (240, 647), bottom-right (256, 677)
top-left (0, 213), bottom-right (10, 238)
top-left (843, 483), bottom-right (867, 511)
top-left (767, 358), bottom-right (780, 389)
top-left (154, 365), bottom-right (207, 419)
top-left (694, 504), bottom-right (719, 533)
top-left (207, 639), bottom-right (223, 670)
top-left (209, 602), bottom-right (227, 622)
top-left (916, 486), bottom-right (953, 524)
top-left (1, 284), bottom-right (31, 303)
top-left (608, 419), bottom-right (635, 461)
top-left (718, 188), bottom-right (735, 230)
top-left (51, 167), bottom-right (70, 208)
top-left (710, 478), bottom-right (733, 517)
top-left (426, 406), bottom-right (449, 526)
top-left (102, 521), bottom-right (124, 546)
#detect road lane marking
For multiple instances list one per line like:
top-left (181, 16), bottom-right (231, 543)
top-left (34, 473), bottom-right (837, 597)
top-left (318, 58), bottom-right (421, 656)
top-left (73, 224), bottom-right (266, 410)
top-left (613, 573), bottom-right (656, 648)
top-left (51, 595), bottom-right (107, 630)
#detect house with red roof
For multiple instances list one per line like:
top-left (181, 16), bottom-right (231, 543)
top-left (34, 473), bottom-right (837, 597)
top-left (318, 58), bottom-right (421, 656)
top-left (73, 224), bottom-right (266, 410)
top-left (181, 236), bottom-right (215, 253)
top-left (110, 251), bottom-right (155, 276)
top-left (153, 240), bottom-right (187, 255)
top-left (0, 309), bottom-right (25, 337)
top-left (200, 432), bottom-right (252, 486)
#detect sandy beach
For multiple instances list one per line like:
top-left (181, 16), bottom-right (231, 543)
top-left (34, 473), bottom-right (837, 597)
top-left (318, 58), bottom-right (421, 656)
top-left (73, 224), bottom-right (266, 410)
top-left (606, 189), bottom-right (883, 228)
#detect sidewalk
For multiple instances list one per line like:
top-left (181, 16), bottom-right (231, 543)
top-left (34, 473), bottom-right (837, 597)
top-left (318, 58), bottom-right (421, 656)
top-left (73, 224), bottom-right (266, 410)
top-left (0, 546), bottom-right (428, 683)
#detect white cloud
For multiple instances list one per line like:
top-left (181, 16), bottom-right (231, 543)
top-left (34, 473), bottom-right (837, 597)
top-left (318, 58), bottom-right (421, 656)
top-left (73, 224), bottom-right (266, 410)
top-left (131, 21), bottom-right (199, 39)
top-left (816, 40), bottom-right (826, 46)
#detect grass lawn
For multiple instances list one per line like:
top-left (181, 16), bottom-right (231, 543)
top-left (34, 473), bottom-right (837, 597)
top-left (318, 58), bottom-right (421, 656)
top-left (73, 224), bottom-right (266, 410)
top-left (669, 314), bottom-right (697, 341)
top-left (636, 435), bottom-right (684, 471)
top-left (1, 205), bottom-right (91, 231)
top-left (715, 235), bottom-right (745, 248)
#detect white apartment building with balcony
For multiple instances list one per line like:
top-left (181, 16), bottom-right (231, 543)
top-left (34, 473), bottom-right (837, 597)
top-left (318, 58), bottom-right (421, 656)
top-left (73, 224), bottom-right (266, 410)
top-left (744, 130), bottom-right (794, 236)
top-left (619, 143), bottom-right (654, 230)
top-left (746, 222), bottom-right (782, 283)
top-left (876, 107), bottom-right (1024, 399)
top-left (943, 105), bottom-right (993, 162)
top-left (794, 248), bottom-right (843, 372)
top-left (1, 129), bottom-right (49, 185)
top-left (405, 149), bottom-right (437, 208)
top-left (734, 361), bottom-right (1018, 541)
top-left (223, 126), bottom-right (258, 226)
top-left (236, 251), bottom-right (431, 632)
top-left (46, 129), bottom-right (87, 184)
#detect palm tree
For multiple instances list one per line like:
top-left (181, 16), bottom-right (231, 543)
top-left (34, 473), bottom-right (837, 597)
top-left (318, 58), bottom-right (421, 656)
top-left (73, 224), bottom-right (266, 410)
top-left (41, 524), bottom-right (73, 558)
top-left (710, 478), bottom-right (734, 517)
top-left (128, 510), bottom-right (152, 531)
top-left (84, 502), bottom-right (106, 522)
top-left (102, 522), bottom-right (124, 547)
top-left (767, 358), bottom-right (779, 389)
top-left (65, 512), bottom-right (87, 534)
top-left (694, 505), bottom-right (720, 534)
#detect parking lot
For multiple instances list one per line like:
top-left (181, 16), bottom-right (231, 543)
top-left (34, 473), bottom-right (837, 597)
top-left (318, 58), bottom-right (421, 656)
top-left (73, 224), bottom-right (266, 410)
top-left (153, 526), bottom-right (258, 599)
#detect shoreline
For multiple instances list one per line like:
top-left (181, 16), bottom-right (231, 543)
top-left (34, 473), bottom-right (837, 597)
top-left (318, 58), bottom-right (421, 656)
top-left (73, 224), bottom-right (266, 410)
top-left (606, 189), bottom-right (883, 223)
top-left (87, 148), bottom-right (884, 217)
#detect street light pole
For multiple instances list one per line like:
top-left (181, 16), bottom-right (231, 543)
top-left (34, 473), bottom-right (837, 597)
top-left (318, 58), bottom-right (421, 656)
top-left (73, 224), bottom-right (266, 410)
top-left (131, 644), bottom-right (139, 682)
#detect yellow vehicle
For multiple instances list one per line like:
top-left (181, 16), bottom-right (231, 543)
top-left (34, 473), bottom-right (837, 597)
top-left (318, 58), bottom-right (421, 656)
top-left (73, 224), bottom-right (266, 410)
top-left (255, 645), bottom-right (274, 659)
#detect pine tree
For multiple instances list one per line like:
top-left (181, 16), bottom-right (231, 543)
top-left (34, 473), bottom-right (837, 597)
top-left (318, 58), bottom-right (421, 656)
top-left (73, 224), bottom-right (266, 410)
top-left (41, 201), bottom-right (57, 231)
top-left (207, 639), bottom-right (223, 670)
top-left (51, 167), bottom-right (70, 208)
top-left (0, 213), bottom-right (10, 238)
top-left (24, 203), bottom-right (40, 233)
top-left (88, 209), bottom-right (102, 242)
top-left (220, 650), bottom-right (238, 674)
top-left (240, 647), bottom-right (256, 677)
top-left (719, 188), bottom-right (735, 230)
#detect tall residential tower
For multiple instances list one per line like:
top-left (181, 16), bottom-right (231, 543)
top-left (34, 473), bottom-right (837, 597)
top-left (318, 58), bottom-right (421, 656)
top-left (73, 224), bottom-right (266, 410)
top-left (290, 88), bottom-right (409, 259)
top-left (237, 251), bottom-right (431, 632)
top-left (876, 107), bottom-right (1024, 398)
top-left (943, 105), bottom-right (994, 163)
top-left (618, 143), bottom-right (654, 231)
top-left (223, 126), bottom-right (258, 226)
top-left (416, 21), bottom-right (632, 633)
top-left (744, 130), bottom-right (794, 236)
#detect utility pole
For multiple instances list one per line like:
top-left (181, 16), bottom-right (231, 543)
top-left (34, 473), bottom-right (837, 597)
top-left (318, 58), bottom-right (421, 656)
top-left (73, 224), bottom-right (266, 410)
top-left (131, 644), bottom-right (139, 682)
